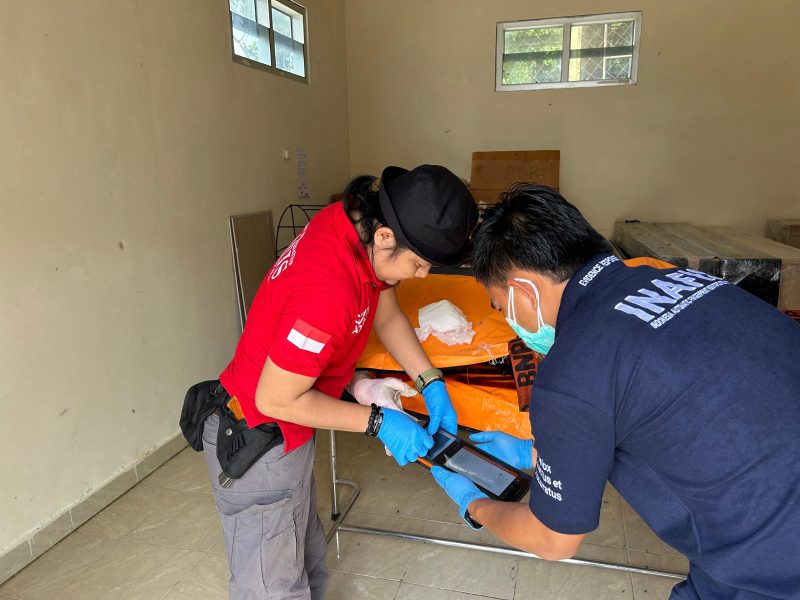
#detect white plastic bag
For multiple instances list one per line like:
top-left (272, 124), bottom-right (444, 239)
top-left (415, 299), bottom-right (476, 346)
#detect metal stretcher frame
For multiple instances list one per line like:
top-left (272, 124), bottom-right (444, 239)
top-left (325, 430), bottom-right (687, 581)
top-left (323, 262), bottom-right (687, 580)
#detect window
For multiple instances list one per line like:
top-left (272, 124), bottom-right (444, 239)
top-left (229, 0), bottom-right (307, 82)
top-left (496, 12), bottom-right (641, 91)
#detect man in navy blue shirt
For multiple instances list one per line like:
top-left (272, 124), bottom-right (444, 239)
top-left (432, 184), bottom-right (800, 599)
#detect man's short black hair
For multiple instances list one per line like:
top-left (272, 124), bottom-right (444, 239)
top-left (471, 183), bottom-right (613, 287)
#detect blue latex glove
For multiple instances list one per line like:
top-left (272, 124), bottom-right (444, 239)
top-left (421, 380), bottom-right (458, 435)
top-left (431, 466), bottom-right (488, 529)
top-left (469, 431), bottom-right (534, 470)
top-left (376, 408), bottom-right (433, 467)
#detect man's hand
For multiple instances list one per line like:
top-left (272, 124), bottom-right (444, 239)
top-left (422, 380), bottom-right (458, 434)
top-left (469, 431), bottom-right (534, 470)
top-left (376, 409), bottom-right (433, 466)
top-left (431, 466), bottom-right (488, 529)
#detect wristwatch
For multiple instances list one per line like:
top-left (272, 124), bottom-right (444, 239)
top-left (414, 367), bottom-right (444, 393)
top-left (464, 510), bottom-right (483, 530)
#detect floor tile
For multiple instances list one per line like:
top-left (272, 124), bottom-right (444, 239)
top-left (79, 485), bottom-right (219, 551)
top-left (141, 447), bottom-right (211, 493)
top-left (335, 463), bottom-right (436, 520)
top-left (135, 434), bottom-right (188, 481)
top-left (205, 524), bottom-right (226, 556)
top-left (631, 573), bottom-right (683, 600)
top-left (627, 550), bottom-right (688, 575)
top-left (326, 571), bottom-right (401, 600)
top-left (314, 464), bottom-right (363, 516)
top-left (515, 557), bottom-right (633, 600)
top-left (0, 534), bottom-right (111, 600)
top-left (56, 540), bottom-right (200, 600)
top-left (395, 582), bottom-right (492, 599)
top-left (2, 431), bottom-right (677, 600)
top-left (326, 513), bottom-right (420, 580)
top-left (162, 553), bottom-right (229, 600)
top-left (403, 543), bottom-right (518, 599)
top-left (621, 501), bottom-right (682, 557)
top-left (421, 518), bottom-right (508, 548)
top-left (584, 486), bottom-right (625, 548)
top-left (331, 431), bottom-right (399, 469)
top-left (422, 481), bottom-right (472, 525)
top-left (573, 542), bottom-right (629, 565)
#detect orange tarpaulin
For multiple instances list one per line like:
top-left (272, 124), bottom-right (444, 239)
top-left (357, 274), bottom-right (514, 370)
top-left (624, 256), bottom-right (676, 270)
top-left (400, 377), bottom-right (532, 438)
top-left (359, 259), bottom-right (674, 435)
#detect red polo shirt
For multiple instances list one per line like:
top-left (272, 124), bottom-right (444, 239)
top-left (219, 202), bottom-right (389, 452)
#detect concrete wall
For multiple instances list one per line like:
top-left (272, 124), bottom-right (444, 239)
top-left (344, 0), bottom-right (800, 237)
top-left (0, 0), bottom-right (349, 553)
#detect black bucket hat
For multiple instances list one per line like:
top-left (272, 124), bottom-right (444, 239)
top-left (378, 165), bottom-right (478, 267)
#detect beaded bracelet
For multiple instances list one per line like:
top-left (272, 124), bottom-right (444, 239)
top-left (365, 403), bottom-right (383, 437)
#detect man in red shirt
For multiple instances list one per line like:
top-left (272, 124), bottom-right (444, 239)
top-left (202, 165), bottom-right (478, 599)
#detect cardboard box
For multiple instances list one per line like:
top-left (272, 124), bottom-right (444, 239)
top-left (470, 150), bottom-right (560, 204)
top-left (613, 221), bottom-right (800, 311)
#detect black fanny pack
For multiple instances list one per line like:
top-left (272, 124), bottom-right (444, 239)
top-left (179, 380), bottom-right (226, 451)
top-left (215, 403), bottom-right (283, 488)
top-left (180, 380), bottom-right (284, 488)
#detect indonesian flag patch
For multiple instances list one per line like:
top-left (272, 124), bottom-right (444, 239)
top-left (287, 319), bottom-right (332, 354)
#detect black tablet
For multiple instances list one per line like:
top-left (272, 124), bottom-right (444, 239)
top-left (419, 429), bottom-right (531, 502)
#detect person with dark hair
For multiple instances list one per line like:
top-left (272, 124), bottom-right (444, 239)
top-left (432, 183), bottom-right (800, 599)
top-left (203, 164), bottom-right (478, 600)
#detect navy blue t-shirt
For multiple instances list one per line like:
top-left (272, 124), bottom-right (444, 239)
top-left (528, 254), bottom-right (800, 599)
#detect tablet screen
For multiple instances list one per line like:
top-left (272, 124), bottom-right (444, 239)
top-left (444, 448), bottom-right (516, 496)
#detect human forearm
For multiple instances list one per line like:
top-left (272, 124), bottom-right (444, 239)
top-left (374, 311), bottom-right (432, 380)
top-left (468, 499), bottom-right (581, 560)
top-left (258, 387), bottom-right (372, 432)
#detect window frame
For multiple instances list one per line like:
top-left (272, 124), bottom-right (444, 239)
top-left (495, 11), bottom-right (642, 92)
top-left (230, 0), bottom-right (309, 84)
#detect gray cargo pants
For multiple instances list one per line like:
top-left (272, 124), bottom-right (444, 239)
top-left (202, 414), bottom-right (328, 599)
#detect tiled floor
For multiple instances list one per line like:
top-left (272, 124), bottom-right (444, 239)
top-left (0, 430), bottom-right (687, 599)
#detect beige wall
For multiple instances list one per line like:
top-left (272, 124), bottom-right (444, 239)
top-left (0, 0), bottom-right (349, 552)
top-left (345, 0), bottom-right (800, 237)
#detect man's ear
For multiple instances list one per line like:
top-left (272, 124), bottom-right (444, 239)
top-left (507, 275), bottom-right (544, 307)
top-left (373, 226), bottom-right (396, 250)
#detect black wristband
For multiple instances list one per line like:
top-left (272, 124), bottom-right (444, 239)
top-left (365, 403), bottom-right (383, 437)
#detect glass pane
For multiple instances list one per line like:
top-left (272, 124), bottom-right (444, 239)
top-left (275, 32), bottom-right (305, 76)
top-left (605, 56), bottom-right (632, 79)
top-left (231, 12), bottom-right (270, 65)
top-left (229, 0), bottom-right (255, 20)
top-left (570, 23), bottom-right (605, 49)
top-left (502, 26), bottom-right (563, 85)
top-left (568, 55), bottom-right (603, 81)
top-left (272, 7), bottom-right (292, 37)
top-left (568, 20), bottom-right (635, 82)
top-left (291, 14), bottom-right (305, 43)
top-left (255, 0), bottom-right (270, 27)
top-left (607, 21), bottom-right (634, 48)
